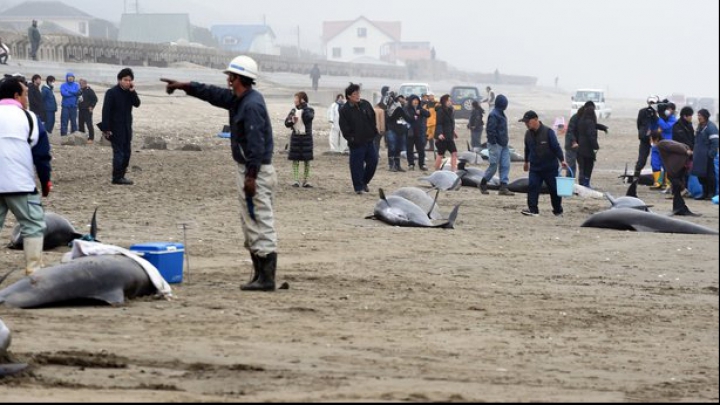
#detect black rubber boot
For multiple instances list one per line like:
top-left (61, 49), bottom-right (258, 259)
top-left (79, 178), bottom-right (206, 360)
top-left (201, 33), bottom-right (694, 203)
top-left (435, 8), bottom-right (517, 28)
top-left (240, 253), bottom-right (260, 289)
top-left (240, 253), bottom-right (276, 291)
top-left (479, 178), bottom-right (489, 195)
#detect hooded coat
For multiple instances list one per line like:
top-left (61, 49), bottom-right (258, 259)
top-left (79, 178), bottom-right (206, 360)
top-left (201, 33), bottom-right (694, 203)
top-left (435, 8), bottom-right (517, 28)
top-left (486, 95), bottom-right (508, 146)
top-left (286, 104), bottom-right (315, 161)
top-left (59, 73), bottom-right (81, 108)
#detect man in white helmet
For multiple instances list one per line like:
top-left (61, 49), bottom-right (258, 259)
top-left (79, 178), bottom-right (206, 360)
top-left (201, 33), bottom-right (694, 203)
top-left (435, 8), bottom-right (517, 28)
top-left (161, 56), bottom-right (279, 292)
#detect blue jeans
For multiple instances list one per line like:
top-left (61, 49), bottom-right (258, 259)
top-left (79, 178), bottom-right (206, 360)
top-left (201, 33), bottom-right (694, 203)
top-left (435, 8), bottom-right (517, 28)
top-left (471, 125), bottom-right (484, 149)
top-left (528, 168), bottom-right (563, 215)
top-left (60, 106), bottom-right (78, 135)
top-left (651, 145), bottom-right (664, 172)
top-left (483, 143), bottom-right (511, 185)
top-left (385, 129), bottom-right (407, 160)
top-left (349, 141), bottom-right (378, 192)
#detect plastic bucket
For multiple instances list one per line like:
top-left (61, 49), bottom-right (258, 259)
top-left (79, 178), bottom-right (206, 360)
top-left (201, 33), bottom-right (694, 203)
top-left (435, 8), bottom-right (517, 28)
top-left (556, 167), bottom-right (575, 197)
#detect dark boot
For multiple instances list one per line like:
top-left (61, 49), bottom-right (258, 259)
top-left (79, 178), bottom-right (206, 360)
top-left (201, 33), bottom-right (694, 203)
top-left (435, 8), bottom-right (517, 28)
top-left (672, 193), bottom-right (701, 217)
top-left (498, 184), bottom-right (515, 196)
top-left (240, 253), bottom-right (260, 288)
top-left (480, 178), bottom-right (489, 195)
top-left (394, 157), bottom-right (406, 172)
top-left (240, 252), bottom-right (276, 291)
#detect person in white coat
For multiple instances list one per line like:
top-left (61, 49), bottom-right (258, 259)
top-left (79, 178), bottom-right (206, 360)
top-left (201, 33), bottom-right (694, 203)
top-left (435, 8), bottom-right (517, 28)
top-left (327, 94), bottom-right (348, 154)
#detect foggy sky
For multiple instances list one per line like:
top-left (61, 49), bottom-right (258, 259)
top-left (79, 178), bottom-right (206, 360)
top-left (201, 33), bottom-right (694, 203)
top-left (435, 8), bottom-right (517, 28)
top-left (4, 0), bottom-right (718, 99)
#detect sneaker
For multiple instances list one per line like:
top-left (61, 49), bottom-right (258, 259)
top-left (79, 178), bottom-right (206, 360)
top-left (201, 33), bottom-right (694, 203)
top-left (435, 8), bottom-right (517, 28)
top-left (479, 180), bottom-right (489, 195)
top-left (408, 165), bottom-right (415, 171)
top-left (302, 182), bottom-right (313, 188)
top-left (554, 212), bottom-right (564, 218)
top-left (396, 166), bottom-right (406, 173)
top-left (292, 182), bottom-right (300, 188)
top-left (419, 165), bottom-right (429, 172)
top-left (86, 139), bottom-right (94, 145)
top-left (521, 209), bottom-right (539, 217)
top-left (363, 185), bottom-right (370, 193)
top-left (355, 190), bottom-right (364, 195)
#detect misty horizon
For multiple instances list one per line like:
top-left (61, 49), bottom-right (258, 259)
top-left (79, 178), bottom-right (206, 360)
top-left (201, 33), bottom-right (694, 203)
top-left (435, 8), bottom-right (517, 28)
top-left (1, 0), bottom-right (718, 100)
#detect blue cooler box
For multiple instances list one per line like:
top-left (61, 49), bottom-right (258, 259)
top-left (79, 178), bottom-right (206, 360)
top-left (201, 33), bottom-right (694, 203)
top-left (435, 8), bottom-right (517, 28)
top-left (129, 242), bottom-right (184, 284)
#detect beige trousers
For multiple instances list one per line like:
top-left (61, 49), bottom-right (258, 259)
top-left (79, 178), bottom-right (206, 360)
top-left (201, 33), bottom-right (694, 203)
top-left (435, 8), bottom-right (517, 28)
top-left (236, 164), bottom-right (278, 257)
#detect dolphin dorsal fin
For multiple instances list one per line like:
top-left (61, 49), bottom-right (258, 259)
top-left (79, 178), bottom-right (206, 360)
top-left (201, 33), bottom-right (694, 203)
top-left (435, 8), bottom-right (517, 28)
top-left (378, 188), bottom-right (390, 207)
top-left (626, 180), bottom-right (639, 198)
top-left (604, 192), bottom-right (617, 206)
top-left (467, 140), bottom-right (472, 152)
top-left (427, 188), bottom-right (441, 219)
top-left (90, 207), bottom-right (99, 240)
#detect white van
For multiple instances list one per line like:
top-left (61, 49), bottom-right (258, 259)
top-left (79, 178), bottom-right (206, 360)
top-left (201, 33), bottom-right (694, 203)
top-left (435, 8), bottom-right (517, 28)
top-left (571, 89), bottom-right (611, 119)
top-left (397, 83), bottom-right (432, 99)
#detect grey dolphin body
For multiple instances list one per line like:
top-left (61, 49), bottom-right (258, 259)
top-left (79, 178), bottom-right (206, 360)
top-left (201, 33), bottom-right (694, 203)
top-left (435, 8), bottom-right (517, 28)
top-left (605, 180), bottom-right (653, 211)
top-left (390, 187), bottom-right (444, 220)
top-left (581, 208), bottom-right (719, 235)
top-left (0, 255), bottom-right (157, 309)
top-left (0, 318), bottom-right (28, 377)
top-left (507, 177), bottom-right (550, 194)
top-left (8, 208), bottom-right (99, 251)
top-left (370, 189), bottom-right (460, 229)
top-left (456, 167), bottom-right (500, 189)
top-left (419, 171), bottom-right (462, 191)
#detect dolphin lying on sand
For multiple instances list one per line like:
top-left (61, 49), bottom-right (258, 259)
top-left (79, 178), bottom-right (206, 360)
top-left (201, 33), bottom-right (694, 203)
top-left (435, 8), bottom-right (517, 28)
top-left (390, 187), bottom-right (444, 220)
top-left (0, 254), bottom-right (160, 309)
top-left (8, 208), bottom-right (99, 251)
top-left (419, 171), bottom-right (462, 191)
top-left (368, 189), bottom-right (460, 229)
top-left (581, 208), bottom-right (718, 235)
top-left (605, 180), bottom-right (653, 211)
top-left (0, 318), bottom-right (28, 377)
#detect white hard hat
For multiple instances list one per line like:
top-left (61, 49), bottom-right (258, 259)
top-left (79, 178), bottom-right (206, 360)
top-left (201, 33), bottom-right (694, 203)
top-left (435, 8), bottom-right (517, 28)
top-left (224, 55), bottom-right (259, 80)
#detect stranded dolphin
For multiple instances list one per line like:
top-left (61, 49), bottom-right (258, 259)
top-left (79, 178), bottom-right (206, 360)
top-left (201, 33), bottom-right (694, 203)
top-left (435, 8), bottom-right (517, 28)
top-left (390, 187), bottom-right (444, 220)
top-left (581, 208), bottom-right (718, 235)
top-left (0, 254), bottom-right (163, 309)
top-left (605, 180), bottom-right (653, 211)
top-left (419, 171), bottom-right (462, 191)
top-left (8, 208), bottom-right (99, 251)
top-left (368, 189), bottom-right (460, 229)
top-left (0, 318), bottom-right (28, 377)
top-left (618, 163), bottom-right (654, 186)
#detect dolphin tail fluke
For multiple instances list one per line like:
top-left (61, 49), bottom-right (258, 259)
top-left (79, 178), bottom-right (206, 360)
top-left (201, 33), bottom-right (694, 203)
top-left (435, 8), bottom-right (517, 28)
top-left (626, 180), bottom-right (639, 198)
top-left (440, 204), bottom-right (461, 229)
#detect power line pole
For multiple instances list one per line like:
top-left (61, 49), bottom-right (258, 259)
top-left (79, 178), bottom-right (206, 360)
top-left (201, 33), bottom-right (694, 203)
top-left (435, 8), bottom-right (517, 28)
top-left (297, 25), bottom-right (301, 59)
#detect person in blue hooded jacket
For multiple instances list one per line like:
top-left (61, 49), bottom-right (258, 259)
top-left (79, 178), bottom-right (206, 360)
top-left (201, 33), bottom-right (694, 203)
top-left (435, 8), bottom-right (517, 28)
top-left (59, 72), bottom-right (81, 137)
top-left (479, 94), bottom-right (514, 196)
top-left (650, 102), bottom-right (677, 191)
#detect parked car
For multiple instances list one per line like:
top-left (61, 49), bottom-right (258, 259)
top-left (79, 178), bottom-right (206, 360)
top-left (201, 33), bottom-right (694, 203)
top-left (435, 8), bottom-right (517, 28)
top-left (397, 83), bottom-right (432, 99)
top-left (450, 86), bottom-right (481, 119)
top-left (571, 88), bottom-right (611, 119)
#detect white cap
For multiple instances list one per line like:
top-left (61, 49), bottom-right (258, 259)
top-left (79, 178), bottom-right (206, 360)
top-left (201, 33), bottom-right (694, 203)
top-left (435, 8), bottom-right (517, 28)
top-left (223, 55), bottom-right (259, 80)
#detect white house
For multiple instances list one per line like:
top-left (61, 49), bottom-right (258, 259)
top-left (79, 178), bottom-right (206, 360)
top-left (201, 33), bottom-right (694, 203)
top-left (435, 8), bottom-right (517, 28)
top-left (322, 16), bottom-right (401, 64)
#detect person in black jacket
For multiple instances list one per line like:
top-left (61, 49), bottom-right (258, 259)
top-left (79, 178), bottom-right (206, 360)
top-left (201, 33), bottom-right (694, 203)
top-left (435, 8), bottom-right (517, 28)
top-left (78, 79), bottom-right (98, 143)
top-left (162, 55), bottom-right (279, 292)
top-left (520, 110), bottom-right (567, 217)
top-left (564, 105), bottom-right (585, 179)
top-left (576, 101), bottom-right (608, 188)
top-left (433, 94), bottom-right (459, 171)
top-left (28, 74), bottom-right (45, 123)
top-left (339, 83), bottom-right (379, 194)
top-left (672, 106), bottom-right (695, 150)
top-left (285, 91), bottom-right (315, 188)
top-left (100, 68), bottom-right (140, 185)
top-left (405, 95), bottom-right (430, 171)
top-left (468, 101), bottom-right (485, 152)
top-left (633, 96), bottom-right (660, 181)
top-left (386, 94), bottom-right (412, 172)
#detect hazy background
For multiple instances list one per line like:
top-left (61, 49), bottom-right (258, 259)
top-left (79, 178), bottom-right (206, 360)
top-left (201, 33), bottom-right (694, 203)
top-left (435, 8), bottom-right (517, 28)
top-left (2, 0), bottom-right (718, 99)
